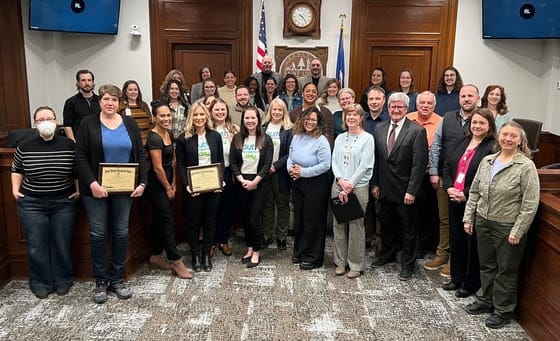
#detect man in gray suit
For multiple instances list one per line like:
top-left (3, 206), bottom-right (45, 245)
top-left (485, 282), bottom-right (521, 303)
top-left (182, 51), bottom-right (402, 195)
top-left (371, 92), bottom-right (428, 281)
top-left (298, 58), bottom-right (329, 94)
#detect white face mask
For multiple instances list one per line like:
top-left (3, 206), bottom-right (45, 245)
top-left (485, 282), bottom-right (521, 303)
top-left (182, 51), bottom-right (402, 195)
top-left (37, 120), bottom-right (57, 137)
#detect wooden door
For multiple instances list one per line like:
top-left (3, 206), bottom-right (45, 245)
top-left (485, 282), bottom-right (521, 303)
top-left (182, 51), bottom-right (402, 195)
top-left (349, 0), bottom-right (458, 95)
top-left (149, 0), bottom-right (252, 99)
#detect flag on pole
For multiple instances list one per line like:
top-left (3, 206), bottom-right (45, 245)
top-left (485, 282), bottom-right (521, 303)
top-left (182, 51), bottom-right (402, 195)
top-left (336, 23), bottom-right (345, 87)
top-left (256, 0), bottom-right (268, 71)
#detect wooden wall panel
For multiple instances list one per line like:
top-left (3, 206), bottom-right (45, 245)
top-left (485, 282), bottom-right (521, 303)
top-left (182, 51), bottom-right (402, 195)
top-left (349, 0), bottom-right (458, 95)
top-left (150, 0), bottom-right (252, 100)
top-left (0, 0), bottom-right (30, 139)
top-left (534, 132), bottom-right (560, 168)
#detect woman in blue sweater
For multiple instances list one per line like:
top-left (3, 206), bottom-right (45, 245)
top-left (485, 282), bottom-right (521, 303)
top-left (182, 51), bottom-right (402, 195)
top-left (288, 107), bottom-right (331, 270)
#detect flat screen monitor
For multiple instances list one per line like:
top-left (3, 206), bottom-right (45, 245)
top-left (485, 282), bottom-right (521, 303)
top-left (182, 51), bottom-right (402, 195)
top-left (482, 0), bottom-right (560, 39)
top-left (29, 0), bottom-right (121, 35)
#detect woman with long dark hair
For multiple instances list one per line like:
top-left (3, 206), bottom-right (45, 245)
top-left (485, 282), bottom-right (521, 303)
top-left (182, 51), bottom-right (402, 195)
top-left (288, 107), bottom-right (331, 270)
top-left (230, 107), bottom-right (273, 268)
top-left (441, 108), bottom-right (496, 297)
top-left (161, 79), bottom-right (190, 139)
top-left (119, 80), bottom-right (152, 143)
top-left (145, 100), bottom-right (192, 279)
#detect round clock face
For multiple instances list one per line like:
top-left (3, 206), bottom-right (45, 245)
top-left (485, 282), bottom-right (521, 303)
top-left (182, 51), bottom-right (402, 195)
top-left (291, 5), bottom-right (313, 28)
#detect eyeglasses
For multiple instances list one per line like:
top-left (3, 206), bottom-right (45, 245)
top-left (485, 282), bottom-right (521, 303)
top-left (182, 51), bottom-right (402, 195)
top-left (389, 106), bottom-right (405, 111)
top-left (35, 118), bottom-right (56, 123)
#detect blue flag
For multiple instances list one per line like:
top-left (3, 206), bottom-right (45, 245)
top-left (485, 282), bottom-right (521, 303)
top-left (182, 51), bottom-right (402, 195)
top-left (336, 25), bottom-right (345, 87)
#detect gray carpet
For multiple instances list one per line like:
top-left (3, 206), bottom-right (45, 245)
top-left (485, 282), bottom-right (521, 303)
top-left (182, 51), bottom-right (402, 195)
top-left (0, 237), bottom-right (530, 340)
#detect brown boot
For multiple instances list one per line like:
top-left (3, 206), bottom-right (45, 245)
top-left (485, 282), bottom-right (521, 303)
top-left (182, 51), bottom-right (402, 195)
top-left (170, 259), bottom-right (193, 279)
top-left (149, 254), bottom-right (171, 270)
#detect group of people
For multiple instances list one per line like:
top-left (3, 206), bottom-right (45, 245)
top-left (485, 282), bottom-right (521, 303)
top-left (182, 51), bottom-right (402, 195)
top-left (11, 61), bottom-right (540, 330)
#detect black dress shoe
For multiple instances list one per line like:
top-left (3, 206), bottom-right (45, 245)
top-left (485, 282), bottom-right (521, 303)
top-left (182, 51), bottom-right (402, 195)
top-left (299, 262), bottom-right (318, 270)
top-left (485, 313), bottom-right (511, 329)
top-left (465, 302), bottom-right (494, 315)
top-left (241, 255), bottom-right (252, 264)
top-left (371, 258), bottom-right (394, 268)
top-left (398, 269), bottom-right (413, 281)
top-left (455, 288), bottom-right (472, 298)
top-left (442, 281), bottom-right (459, 291)
top-left (277, 239), bottom-right (287, 250)
top-left (246, 256), bottom-right (260, 268)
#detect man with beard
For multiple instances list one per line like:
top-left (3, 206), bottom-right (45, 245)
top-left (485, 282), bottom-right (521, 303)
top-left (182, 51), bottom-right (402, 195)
top-left (252, 56), bottom-right (283, 99)
top-left (298, 58), bottom-right (329, 94)
top-left (230, 85), bottom-right (264, 126)
top-left (63, 70), bottom-right (100, 141)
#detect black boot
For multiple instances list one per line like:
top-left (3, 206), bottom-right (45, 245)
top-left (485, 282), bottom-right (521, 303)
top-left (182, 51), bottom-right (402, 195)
top-left (191, 249), bottom-right (201, 273)
top-left (202, 248), bottom-right (212, 272)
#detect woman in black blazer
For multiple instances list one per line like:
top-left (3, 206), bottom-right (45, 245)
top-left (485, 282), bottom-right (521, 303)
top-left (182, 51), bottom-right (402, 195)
top-left (230, 106), bottom-right (273, 268)
top-left (75, 84), bottom-right (147, 304)
top-left (261, 98), bottom-right (293, 250)
top-left (176, 102), bottom-right (224, 272)
top-left (442, 108), bottom-right (496, 297)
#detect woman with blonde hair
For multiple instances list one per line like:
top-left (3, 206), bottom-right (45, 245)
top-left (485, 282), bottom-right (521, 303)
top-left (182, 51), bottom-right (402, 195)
top-left (261, 98), bottom-right (293, 250)
top-left (176, 102), bottom-right (224, 272)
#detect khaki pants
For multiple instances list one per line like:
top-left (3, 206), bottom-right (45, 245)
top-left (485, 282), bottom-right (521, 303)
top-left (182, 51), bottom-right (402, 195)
top-left (435, 180), bottom-right (450, 259)
top-left (331, 184), bottom-right (369, 272)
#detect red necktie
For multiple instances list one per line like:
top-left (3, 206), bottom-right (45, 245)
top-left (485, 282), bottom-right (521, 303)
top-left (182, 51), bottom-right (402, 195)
top-left (387, 123), bottom-right (397, 155)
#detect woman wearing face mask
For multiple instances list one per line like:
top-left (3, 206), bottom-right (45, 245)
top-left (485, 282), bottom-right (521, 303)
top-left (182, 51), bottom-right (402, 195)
top-left (11, 106), bottom-right (80, 299)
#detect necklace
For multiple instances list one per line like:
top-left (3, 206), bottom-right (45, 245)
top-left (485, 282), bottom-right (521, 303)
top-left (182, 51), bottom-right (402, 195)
top-left (343, 132), bottom-right (360, 166)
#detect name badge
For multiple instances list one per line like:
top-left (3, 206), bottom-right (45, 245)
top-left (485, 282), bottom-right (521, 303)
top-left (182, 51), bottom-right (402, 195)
top-left (125, 108), bottom-right (132, 116)
top-left (456, 172), bottom-right (465, 184)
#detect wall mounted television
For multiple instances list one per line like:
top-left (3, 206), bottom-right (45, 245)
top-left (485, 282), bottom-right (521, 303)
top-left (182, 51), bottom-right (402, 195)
top-left (482, 0), bottom-right (560, 39)
top-left (29, 0), bottom-right (121, 35)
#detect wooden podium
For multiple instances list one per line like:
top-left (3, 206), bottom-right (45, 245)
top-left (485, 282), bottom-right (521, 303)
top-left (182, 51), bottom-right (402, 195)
top-left (517, 169), bottom-right (560, 340)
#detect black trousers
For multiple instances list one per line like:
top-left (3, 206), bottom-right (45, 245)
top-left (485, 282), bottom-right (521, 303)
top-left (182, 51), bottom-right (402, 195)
top-left (292, 172), bottom-right (329, 266)
top-left (147, 171), bottom-right (181, 261)
top-left (449, 200), bottom-right (480, 292)
top-left (379, 199), bottom-right (419, 271)
top-left (186, 192), bottom-right (220, 252)
top-left (237, 175), bottom-right (269, 251)
top-left (215, 167), bottom-right (235, 244)
top-left (416, 174), bottom-right (439, 255)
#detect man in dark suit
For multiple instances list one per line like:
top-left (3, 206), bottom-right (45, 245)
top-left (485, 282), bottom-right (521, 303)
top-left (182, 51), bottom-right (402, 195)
top-left (371, 92), bottom-right (428, 281)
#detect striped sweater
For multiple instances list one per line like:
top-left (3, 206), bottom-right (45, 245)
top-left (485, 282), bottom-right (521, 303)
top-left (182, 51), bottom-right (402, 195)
top-left (11, 135), bottom-right (76, 197)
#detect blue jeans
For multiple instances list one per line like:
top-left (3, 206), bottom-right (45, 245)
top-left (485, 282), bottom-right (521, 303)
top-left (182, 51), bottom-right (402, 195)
top-left (17, 194), bottom-right (76, 294)
top-left (82, 195), bottom-right (132, 284)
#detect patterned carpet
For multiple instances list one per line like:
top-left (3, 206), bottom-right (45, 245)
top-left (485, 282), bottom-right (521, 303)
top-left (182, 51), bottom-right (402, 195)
top-left (0, 237), bottom-right (530, 340)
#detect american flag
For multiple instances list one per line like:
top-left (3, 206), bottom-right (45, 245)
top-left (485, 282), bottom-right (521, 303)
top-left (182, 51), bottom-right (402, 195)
top-left (256, 0), bottom-right (267, 71)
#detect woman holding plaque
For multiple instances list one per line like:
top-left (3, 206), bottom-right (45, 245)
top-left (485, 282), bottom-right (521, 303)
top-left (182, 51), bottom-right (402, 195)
top-left (176, 102), bottom-right (224, 272)
top-left (210, 98), bottom-right (239, 256)
top-left (331, 104), bottom-right (374, 279)
top-left (230, 107), bottom-right (273, 268)
top-left (76, 84), bottom-right (147, 305)
top-left (145, 100), bottom-right (192, 279)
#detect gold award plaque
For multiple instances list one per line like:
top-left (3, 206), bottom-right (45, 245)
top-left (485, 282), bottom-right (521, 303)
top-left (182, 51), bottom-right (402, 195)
top-left (98, 163), bottom-right (139, 194)
top-left (187, 163), bottom-right (223, 194)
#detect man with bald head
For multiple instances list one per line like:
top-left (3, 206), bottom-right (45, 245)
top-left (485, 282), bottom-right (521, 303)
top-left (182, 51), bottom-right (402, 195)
top-left (425, 84), bottom-right (480, 276)
top-left (252, 55), bottom-right (283, 99)
top-left (298, 58), bottom-right (328, 94)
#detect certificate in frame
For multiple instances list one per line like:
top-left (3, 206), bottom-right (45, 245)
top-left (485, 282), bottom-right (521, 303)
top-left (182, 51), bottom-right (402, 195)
top-left (98, 163), bottom-right (139, 194)
top-left (187, 163), bottom-right (223, 194)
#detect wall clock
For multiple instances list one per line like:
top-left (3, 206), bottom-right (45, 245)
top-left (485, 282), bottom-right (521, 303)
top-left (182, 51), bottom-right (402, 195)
top-left (283, 0), bottom-right (321, 39)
